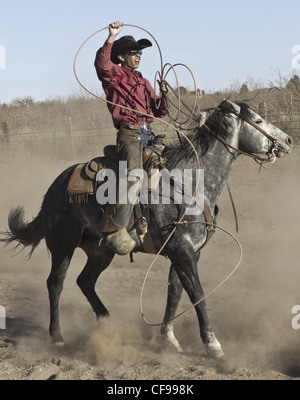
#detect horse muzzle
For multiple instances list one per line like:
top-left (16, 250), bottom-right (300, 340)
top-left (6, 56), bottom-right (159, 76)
top-left (273, 135), bottom-right (293, 158)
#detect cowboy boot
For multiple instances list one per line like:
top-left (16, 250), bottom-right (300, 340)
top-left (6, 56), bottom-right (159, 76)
top-left (99, 176), bottom-right (141, 255)
top-left (99, 198), bottom-right (135, 255)
top-left (105, 228), bottom-right (135, 255)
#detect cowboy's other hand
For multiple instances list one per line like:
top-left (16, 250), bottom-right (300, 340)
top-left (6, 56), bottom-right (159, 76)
top-left (159, 80), bottom-right (168, 94)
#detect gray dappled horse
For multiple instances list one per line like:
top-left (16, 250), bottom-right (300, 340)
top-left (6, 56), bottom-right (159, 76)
top-left (1, 100), bottom-right (293, 358)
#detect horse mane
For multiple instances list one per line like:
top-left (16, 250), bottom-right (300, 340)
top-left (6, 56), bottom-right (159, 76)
top-left (164, 102), bottom-right (252, 169)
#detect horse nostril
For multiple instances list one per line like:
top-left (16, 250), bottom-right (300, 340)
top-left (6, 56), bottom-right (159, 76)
top-left (286, 136), bottom-right (293, 146)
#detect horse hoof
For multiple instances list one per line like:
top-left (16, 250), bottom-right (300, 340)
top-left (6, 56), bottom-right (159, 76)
top-left (54, 341), bottom-right (65, 347)
top-left (51, 334), bottom-right (64, 346)
top-left (205, 338), bottom-right (224, 358)
top-left (161, 323), bottom-right (183, 353)
top-left (164, 332), bottom-right (183, 353)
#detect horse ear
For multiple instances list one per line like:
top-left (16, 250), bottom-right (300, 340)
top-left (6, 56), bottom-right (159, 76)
top-left (220, 99), bottom-right (241, 115)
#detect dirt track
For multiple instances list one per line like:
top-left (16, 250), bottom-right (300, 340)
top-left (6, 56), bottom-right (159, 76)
top-left (0, 147), bottom-right (299, 381)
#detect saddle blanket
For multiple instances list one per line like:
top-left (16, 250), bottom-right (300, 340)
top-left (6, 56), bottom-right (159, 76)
top-left (66, 156), bottom-right (107, 203)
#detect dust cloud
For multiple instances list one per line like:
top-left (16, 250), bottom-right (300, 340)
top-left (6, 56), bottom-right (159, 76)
top-left (0, 145), bottom-right (299, 380)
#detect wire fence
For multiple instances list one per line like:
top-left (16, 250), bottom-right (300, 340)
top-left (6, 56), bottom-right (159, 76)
top-left (0, 120), bottom-right (175, 163)
top-left (0, 112), bottom-right (299, 163)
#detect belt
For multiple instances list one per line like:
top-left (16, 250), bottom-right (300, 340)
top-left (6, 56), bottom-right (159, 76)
top-left (120, 122), bottom-right (151, 131)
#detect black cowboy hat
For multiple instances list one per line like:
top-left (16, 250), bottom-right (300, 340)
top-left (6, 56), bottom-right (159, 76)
top-left (111, 35), bottom-right (152, 64)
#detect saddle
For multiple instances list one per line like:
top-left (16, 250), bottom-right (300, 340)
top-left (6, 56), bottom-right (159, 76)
top-left (66, 144), bottom-right (218, 252)
top-left (66, 144), bottom-right (164, 204)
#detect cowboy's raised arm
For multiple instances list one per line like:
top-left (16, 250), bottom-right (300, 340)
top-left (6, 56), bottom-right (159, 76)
top-left (94, 21), bottom-right (123, 80)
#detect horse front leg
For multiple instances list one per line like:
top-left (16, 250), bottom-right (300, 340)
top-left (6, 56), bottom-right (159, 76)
top-left (161, 264), bottom-right (184, 352)
top-left (170, 247), bottom-right (224, 359)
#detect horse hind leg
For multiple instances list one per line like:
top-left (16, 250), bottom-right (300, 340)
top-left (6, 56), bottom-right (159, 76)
top-left (161, 264), bottom-right (184, 353)
top-left (47, 250), bottom-right (74, 344)
top-left (77, 240), bottom-right (115, 320)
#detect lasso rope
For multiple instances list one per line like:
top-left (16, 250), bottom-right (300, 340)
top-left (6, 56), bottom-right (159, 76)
top-left (73, 24), bottom-right (202, 199)
top-left (73, 23), bottom-right (243, 326)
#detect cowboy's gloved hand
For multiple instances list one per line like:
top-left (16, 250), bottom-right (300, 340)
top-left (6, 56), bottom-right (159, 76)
top-left (108, 21), bottom-right (123, 38)
top-left (159, 80), bottom-right (168, 94)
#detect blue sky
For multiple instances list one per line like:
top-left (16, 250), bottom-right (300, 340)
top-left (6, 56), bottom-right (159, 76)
top-left (0, 0), bottom-right (299, 103)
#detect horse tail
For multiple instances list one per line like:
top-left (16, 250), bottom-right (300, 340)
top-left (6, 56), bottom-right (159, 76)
top-left (0, 206), bottom-right (44, 258)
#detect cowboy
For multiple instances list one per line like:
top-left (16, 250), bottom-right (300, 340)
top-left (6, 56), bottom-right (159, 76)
top-left (94, 21), bottom-right (167, 255)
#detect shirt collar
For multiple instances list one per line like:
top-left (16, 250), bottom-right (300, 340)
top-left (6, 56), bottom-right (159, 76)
top-left (122, 65), bottom-right (142, 77)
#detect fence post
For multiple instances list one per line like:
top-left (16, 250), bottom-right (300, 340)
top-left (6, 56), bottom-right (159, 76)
top-left (64, 117), bottom-right (75, 160)
top-left (1, 122), bottom-right (10, 160)
top-left (0, 305), bottom-right (6, 330)
top-left (259, 102), bottom-right (267, 116)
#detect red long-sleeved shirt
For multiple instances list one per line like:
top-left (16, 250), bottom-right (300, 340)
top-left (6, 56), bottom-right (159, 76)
top-left (94, 41), bottom-right (166, 129)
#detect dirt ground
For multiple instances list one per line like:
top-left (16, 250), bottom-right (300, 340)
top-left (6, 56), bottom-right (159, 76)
top-left (0, 146), bottom-right (299, 381)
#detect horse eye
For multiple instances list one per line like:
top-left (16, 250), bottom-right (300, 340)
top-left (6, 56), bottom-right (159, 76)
top-left (255, 119), bottom-right (263, 124)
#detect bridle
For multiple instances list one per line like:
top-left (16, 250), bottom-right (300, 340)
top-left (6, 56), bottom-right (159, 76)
top-left (240, 115), bottom-right (280, 163)
top-left (201, 107), bottom-right (282, 165)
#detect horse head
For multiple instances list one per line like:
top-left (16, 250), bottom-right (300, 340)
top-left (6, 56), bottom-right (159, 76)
top-left (215, 99), bottom-right (293, 162)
